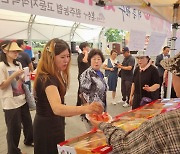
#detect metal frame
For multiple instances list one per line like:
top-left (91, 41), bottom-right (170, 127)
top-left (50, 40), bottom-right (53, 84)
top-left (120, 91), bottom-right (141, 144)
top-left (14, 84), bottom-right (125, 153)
top-left (27, 14), bottom-right (36, 47)
top-left (69, 22), bottom-right (80, 42)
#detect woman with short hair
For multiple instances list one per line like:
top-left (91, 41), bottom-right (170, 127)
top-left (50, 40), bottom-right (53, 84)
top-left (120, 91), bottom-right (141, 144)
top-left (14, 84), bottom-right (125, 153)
top-left (80, 48), bottom-right (107, 130)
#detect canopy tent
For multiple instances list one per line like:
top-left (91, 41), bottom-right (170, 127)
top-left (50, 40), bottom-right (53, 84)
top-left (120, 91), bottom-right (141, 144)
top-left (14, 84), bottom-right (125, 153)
top-left (0, 9), bottom-right (103, 44)
top-left (100, 0), bottom-right (180, 98)
top-left (0, 0), bottom-right (171, 42)
top-left (102, 0), bottom-right (180, 23)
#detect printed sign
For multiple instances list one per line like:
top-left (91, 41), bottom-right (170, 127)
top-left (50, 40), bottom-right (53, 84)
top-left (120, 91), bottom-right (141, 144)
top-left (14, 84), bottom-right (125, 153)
top-left (57, 145), bottom-right (76, 154)
top-left (129, 30), bottom-right (146, 51)
top-left (146, 32), bottom-right (167, 56)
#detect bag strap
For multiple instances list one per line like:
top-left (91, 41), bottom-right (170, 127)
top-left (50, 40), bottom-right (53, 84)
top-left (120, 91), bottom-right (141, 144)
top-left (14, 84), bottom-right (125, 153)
top-left (107, 58), bottom-right (112, 67)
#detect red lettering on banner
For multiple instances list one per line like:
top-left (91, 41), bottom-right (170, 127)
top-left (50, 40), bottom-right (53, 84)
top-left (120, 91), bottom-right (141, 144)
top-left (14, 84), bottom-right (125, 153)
top-left (89, 0), bottom-right (93, 6)
top-left (73, 0), bottom-right (84, 3)
top-left (73, 0), bottom-right (115, 11)
top-left (104, 5), bottom-right (115, 12)
top-left (73, 0), bottom-right (93, 6)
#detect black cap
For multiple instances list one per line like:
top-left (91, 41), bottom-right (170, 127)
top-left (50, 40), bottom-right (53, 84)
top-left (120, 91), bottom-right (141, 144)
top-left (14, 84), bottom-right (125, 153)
top-left (122, 47), bottom-right (129, 53)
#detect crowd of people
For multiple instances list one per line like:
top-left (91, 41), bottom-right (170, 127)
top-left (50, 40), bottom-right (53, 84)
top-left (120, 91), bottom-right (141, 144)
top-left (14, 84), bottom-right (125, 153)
top-left (0, 38), bottom-right (179, 154)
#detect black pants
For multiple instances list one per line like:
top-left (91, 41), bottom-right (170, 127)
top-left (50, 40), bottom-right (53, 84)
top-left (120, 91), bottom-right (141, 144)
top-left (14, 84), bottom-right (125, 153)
top-left (4, 103), bottom-right (33, 154)
top-left (159, 76), bottom-right (163, 98)
top-left (34, 114), bottom-right (65, 154)
top-left (21, 103), bottom-right (33, 145)
top-left (76, 79), bottom-right (82, 106)
top-left (121, 79), bottom-right (132, 104)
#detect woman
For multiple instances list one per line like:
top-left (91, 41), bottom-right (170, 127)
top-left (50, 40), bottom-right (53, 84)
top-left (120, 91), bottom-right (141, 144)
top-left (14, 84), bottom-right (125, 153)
top-left (80, 49), bottom-right (107, 130)
top-left (89, 53), bottom-right (180, 154)
top-left (33, 38), bottom-right (103, 154)
top-left (102, 49), bottom-right (119, 105)
top-left (0, 41), bottom-right (32, 154)
top-left (129, 54), bottom-right (160, 109)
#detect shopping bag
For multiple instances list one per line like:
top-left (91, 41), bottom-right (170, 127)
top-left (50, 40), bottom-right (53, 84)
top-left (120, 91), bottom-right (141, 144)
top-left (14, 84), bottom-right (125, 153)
top-left (22, 83), bottom-right (36, 111)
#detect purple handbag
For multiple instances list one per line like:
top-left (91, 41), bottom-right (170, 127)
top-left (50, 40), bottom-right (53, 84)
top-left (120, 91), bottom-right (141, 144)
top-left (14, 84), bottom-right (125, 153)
top-left (140, 97), bottom-right (152, 106)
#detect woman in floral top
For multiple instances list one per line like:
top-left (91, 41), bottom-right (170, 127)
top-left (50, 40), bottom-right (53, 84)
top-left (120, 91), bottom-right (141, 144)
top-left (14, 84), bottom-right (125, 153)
top-left (80, 49), bottom-right (107, 130)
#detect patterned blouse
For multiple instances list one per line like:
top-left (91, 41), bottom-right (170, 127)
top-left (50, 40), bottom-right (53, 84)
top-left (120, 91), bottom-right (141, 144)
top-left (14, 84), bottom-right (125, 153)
top-left (80, 67), bottom-right (107, 110)
top-left (99, 108), bottom-right (180, 154)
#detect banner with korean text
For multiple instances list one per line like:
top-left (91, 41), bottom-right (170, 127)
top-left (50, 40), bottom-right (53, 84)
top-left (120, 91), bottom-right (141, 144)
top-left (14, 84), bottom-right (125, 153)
top-left (0, 0), bottom-right (171, 34)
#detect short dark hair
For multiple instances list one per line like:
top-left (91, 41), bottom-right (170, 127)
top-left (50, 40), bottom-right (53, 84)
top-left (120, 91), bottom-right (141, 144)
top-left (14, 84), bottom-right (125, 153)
top-left (122, 47), bottom-right (130, 54)
top-left (110, 49), bottom-right (117, 55)
top-left (16, 39), bottom-right (24, 47)
top-left (79, 42), bottom-right (89, 51)
top-left (0, 40), bottom-right (11, 50)
top-left (88, 48), bottom-right (105, 63)
top-left (163, 46), bottom-right (170, 51)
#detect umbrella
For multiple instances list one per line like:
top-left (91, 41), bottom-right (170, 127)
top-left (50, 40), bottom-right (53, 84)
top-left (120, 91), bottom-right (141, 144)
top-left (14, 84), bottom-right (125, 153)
top-left (94, 0), bottom-right (180, 98)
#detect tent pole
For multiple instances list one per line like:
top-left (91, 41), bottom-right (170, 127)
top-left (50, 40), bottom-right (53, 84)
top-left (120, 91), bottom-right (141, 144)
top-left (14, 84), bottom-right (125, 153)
top-left (27, 14), bottom-right (36, 47)
top-left (166, 3), bottom-right (179, 98)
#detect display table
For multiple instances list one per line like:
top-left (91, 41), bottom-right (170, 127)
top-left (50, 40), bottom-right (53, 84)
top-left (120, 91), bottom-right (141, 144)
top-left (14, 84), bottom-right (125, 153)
top-left (58, 98), bottom-right (180, 154)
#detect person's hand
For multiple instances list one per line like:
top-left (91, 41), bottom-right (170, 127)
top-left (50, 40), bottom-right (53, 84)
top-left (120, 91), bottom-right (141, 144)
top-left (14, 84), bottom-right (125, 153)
top-left (143, 85), bottom-right (151, 92)
top-left (109, 68), bottom-right (114, 71)
top-left (89, 117), bottom-right (102, 128)
top-left (12, 69), bottom-right (24, 78)
top-left (117, 64), bottom-right (122, 68)
top-left (85, 102), bottom-right (104, 114)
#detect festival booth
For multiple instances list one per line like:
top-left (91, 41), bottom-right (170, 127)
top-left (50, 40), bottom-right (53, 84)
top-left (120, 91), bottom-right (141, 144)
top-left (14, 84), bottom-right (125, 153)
top-left (57, 98), bottom-right (180, 154)
top-left (0, 1), bottom-right (179, 154)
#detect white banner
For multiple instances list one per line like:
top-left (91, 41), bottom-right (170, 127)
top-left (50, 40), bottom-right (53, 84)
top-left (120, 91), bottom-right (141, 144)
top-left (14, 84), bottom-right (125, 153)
top-left (129, 30), bottom-right (146, 51)
top-left (0, 0), bottom-right (171, 34)
top-left (146, 32), bottom-right (167, 56)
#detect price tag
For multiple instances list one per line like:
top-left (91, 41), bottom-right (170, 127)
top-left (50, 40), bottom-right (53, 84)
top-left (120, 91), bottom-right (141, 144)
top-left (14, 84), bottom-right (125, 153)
top-left (57, 145), bottom-right (76, 154)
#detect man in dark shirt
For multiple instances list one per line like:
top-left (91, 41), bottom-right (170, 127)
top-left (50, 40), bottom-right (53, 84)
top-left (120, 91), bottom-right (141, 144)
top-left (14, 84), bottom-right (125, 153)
top-left (117, 47), bottom-right (135, 107)
top-left (155, 46), bottom-right (170, 98)
top-left (76, 42), bottom-right (90, 106)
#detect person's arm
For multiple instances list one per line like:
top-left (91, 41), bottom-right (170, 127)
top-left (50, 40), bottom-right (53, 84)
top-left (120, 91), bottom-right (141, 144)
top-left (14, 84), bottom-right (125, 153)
top-left (102, 59), bottom-right (114, 71)
top-left (163, 70), bottom-right (168, 84)
top-left (118, 64), bottom-right (133, 70)
top-left (155, 55), bottom-right (162, 67)
top-left (129, 83), bottom-right (135, 106)
top-left (143, 84), bottom-right (160, 92)
top-left (45, 85), bottom-right (103, 116)
top-left (25, 53), bottom-right (34, 72)
top-left (28, 62), bottom-right (34, 72)
top-left (102, 64), bottom-right (114, 71)
top-left (117, 58), bottom-right (135, 71)
top-left (90, 119), bottom-right (128, 153)
top-left (82, 50), bottom-right (88, 63)
top-left (143, 66), bottom-right (160, 92)
top-left (0, 69), bottom-right (24, 90)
